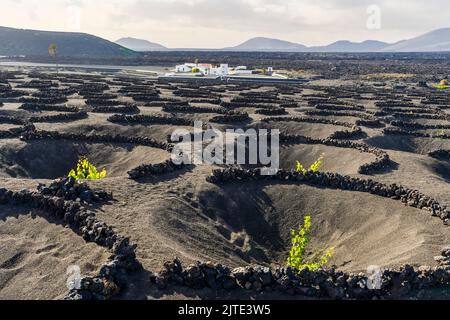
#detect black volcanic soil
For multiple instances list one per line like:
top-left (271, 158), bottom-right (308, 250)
top-left (0, 61), bottom-right (449, 300)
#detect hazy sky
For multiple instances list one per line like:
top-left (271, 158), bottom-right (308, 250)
top-left (2, 0), bottom-right (449, 48)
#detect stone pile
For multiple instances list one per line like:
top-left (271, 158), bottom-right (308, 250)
top-left (37, 177), bottom-right (112, 204)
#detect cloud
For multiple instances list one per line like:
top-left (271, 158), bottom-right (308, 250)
top-left (0, 0), bottom-right (449, 47)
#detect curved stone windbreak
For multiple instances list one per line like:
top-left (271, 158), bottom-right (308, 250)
top-left (86, 99), bottom-right (122, 106)
top-left (129, 94), bottom-right (161, 103)
top-left (82, 93), bottom-right (118, 100)
top-left (380, 107), bottom-right (441, 115)
top-left (152, 258), bottom-right (450, 299)
top-left (108, 114), bottom-right (194, 126)
top-left (29, 111), bottom-right (88, 123)
top-left (384, 128), bottom-right (450, 139)
top-left (210, 112), bottom-right (250, 124)
top-left (231, 96), bottom-right (294, 105)
top-left (261, 116), bottom-right (355, 128)
top-left (91, 105), bottom-right (140, 114)
top-left (375, 101), bottom-right (418, 109)
top-left (355, 119), bottom-right (384, 128)
top-left (384, 113), bottom-right (450, 121)
top-left (0, 126), bottom-right (33, 139)
top-left (143, 100), bottom-right (184, 107)
top-left (187, 98), bottom-right (222, 104)
top-left (206, 168), bottom-right (450, 223)
top-left (20, 130), bottom-right (172, 151)
top-left (128, 160), bottom-right (191, 180)
top-left (328, 126), bottom-right (365, 140)
top-left (20, 103), bottom-right (80, 113)
top-left (255, 107), bottom-right (287, 116)
top-left (390, 121), bottom-right (450, 130)
top-left (315, 104), bottom-right (365, 112)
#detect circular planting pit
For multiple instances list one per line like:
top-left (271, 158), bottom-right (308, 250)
top-left (0, 139), bottom-right (169, 179)
top-left (279, 144), bottom-right (376, 175)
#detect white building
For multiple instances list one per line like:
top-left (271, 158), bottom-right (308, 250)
top-left (231, 65), bottom-right (253, 75)
top-left (210, 64), bottom-right (229, 76)
top-left (197, 63), bottom-right (213, 75)
top-left (174, 62), bottom-right (231, 76)
top-left (175, 64), bottom-right (193, 73)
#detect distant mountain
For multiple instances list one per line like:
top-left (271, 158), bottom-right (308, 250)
top-left (225, 37), bottom-right (308, 52)
top-left (0, 26), bottom-right (138, 58)
top-left (225, 37), bottom-right (390, 52)
top-left (115, 37), bottom-right (167, 51)
top-left (310, 40), bottom-right (389, 52)
top-left (382, 28), bottom-right (450, 52)
top-left (226, 28), bottom-right (450, 52)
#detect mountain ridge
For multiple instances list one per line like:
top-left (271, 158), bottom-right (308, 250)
top-left (0, 26), bottom-right (138, 58)
top-left (115, 37), bottom-right (167, 51)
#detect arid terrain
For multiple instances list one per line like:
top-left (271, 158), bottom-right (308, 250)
top-left (0, 55), bottom-right (449, 300)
